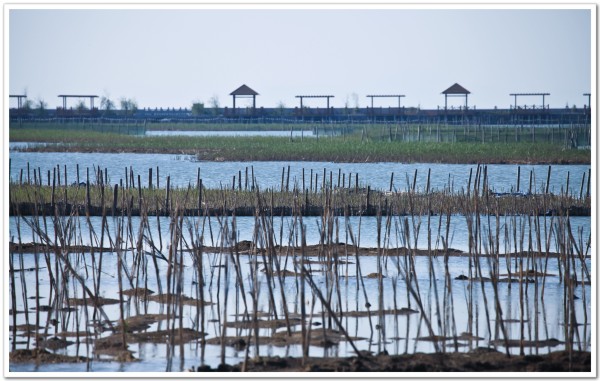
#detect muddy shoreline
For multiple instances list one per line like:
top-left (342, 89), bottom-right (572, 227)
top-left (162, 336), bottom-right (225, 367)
top-left (199, 350), bottom-right (591, 372)
top-left (9, 142), bottom-right (591, 165)
top-left (9, 241), bottom-right (588, 260)
top-left (9, 202), bottom-right (591, 217)
top-left (203, 349), bottom-right (591, 372)
top-left (11, 348), bottom-right (590, 372)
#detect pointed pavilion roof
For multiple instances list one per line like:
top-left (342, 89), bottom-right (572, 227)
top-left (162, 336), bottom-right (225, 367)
top-left (230, 84), bottom-right (259, 96)
top-left (442, 83), bottom-right (470, 95)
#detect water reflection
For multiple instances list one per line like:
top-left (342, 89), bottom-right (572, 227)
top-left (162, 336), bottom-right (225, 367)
top-left (9, 150), bottom-right (590, 196)
top-left (146, 130), bottom-right (316, 138)
top-left (9, 215), bottom-right (591, 254)
top-left (8, 249), bottom-right (591, 372)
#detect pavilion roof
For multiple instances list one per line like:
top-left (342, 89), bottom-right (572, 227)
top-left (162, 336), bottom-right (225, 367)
top-left (230, 84), bottom-right (259, 96)
top-left (442, 83), bottom-right (470, 95)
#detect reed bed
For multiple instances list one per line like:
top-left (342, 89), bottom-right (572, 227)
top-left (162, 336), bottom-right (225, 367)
top-left (11, 120), bottom-right (592, 147)
top-left (8, 164), bottom-right (591, 372)
top-left (10, 127), bottom-right (590, 164)
top-left (9, 163), bottom-right (591, 218)
top-left (9, 183), bottom-right (591, 218)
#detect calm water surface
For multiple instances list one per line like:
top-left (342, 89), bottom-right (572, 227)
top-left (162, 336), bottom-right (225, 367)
top-left (9, 149), bottom-right (590, 195)
top-left (8, 249), bottom-right (591, 372)
top-left (146, 130), bottom-right (316, 138)
top-left (8, 214), bottom-right (591, 372)
top-left (8, 215), bottom-right (591, 255)
top-left (7, 144), bottom-right (592, 373)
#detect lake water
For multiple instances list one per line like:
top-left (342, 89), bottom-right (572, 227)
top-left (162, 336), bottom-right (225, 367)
top-left (9, 142), bottom-right (58, 150)
top-left (8, 214), bottom-right (591, 372)
top-left (8, 150), bottom-right (590, 196)
top-left (6, 142), bottom-right (593, 373)
top-left (146, 130), bottom-right (316, 138)
top-left (8, 215), bottom-right (591, 255)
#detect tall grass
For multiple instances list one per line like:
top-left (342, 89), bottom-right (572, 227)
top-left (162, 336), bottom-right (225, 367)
top-left (10, 127), bottom-right (590, 164)
top-left (9, 182), bottom-right (590, 218)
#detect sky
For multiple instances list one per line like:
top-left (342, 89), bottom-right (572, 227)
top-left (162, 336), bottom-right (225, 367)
top-left (7, 6), bottom-right (593, 110)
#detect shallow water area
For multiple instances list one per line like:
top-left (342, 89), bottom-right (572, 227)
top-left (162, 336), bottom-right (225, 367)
top-left (8, 251), bottom-right (592, 372)
top-left (146, 130), bottom-right (316, 138)
top-left (9, 148), bottom-right (590, 195)
top-left (7, 139), bottom-right (593, 373)
top-left (8, 213), bottom-right (592, 373)
top-left (9, 215), bottom-right (591, 254)
top-left (9, 142), bottom-right (61, 151)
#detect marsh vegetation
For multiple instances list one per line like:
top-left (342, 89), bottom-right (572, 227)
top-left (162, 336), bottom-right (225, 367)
top-left (10, 122), bottom-right (590, 164)
top-left (7, 119), bottom-right (592, 373)
top-left (9, 164), bottom-right (591, 372)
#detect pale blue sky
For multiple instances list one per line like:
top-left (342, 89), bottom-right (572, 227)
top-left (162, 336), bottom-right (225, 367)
top-left (8, 7), bottom-right (593, 110)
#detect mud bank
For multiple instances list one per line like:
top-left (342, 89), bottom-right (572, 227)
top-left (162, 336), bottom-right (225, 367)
top-left (192, 349), bottom-right (591, 372)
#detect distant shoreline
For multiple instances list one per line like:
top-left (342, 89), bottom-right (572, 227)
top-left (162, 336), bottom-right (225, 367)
top-left (9, 141), bottom-right (591, 166)
top-left (11, 144), bottom-right (591, 165)
top-left (9, 121), bottom-right (591, 165)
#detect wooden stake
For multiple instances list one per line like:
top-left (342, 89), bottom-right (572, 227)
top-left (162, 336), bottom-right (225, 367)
top-left (545, 166), bottom-right (552, 194)
top-left (412, 169), bottom-right (418, 192)
top-left (51, 168), bottom-right (56, 207)
top-left (166, 176), bottom-right (171, 215)
top-left (112, 184), bottom-right (118, 217)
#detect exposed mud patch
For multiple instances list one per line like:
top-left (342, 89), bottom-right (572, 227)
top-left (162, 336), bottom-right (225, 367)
top-left (68, 297), bottom-right (120, 307)
top-left (120, 288), bottom-right (155, 297)
top-left (145, 293), bottom-right (214, 307)
top-left (191, 350), bottom-right (591, 372)
top-left (115, 313), bottom-right (172, 332)
top-left (10, 348), bottom-right (87, 364)
top-left (343, 307), bottom-right (418, 317)
top-left (95, 328), bottom-right (206, 348)
top-left (225, 317), bottom-right (304, 329)
top-left (35, 336), bottom-right (74, 350)
top-left (205, 328), bottom-right (364, 349)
